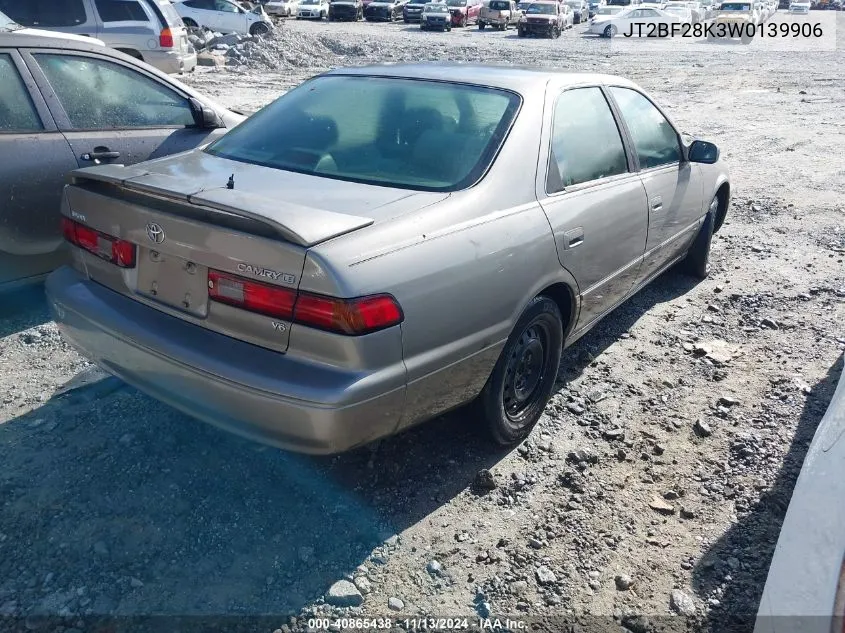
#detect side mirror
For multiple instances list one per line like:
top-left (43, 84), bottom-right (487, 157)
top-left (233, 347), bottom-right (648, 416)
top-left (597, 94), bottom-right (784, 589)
top-left (190, 97), bottom-right (224, 129)
top-left (688, 139), bottom-right (719, 164)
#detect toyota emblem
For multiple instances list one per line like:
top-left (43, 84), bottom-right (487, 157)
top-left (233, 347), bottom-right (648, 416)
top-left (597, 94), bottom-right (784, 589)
top-left (146, 222), bottom-right (165, 244)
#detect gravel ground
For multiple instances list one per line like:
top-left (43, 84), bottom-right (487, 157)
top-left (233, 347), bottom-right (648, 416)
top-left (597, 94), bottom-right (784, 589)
top-left (1, 13), bottom-right (844, 633)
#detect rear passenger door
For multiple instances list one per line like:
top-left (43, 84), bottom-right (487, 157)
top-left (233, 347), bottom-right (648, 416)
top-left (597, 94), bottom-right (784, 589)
top-left (536, 85), bottom-right (649, 332)
top-left (607, 86), bottom-right (703, 283)
top-left (0, 50), bottom-right (78, 285)
top-left (21, 49), bottom-right (224, 169)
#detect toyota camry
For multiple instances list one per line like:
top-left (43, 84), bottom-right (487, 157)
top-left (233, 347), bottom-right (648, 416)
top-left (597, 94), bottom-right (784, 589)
top-left (46, 64), bottom-right (730, 454)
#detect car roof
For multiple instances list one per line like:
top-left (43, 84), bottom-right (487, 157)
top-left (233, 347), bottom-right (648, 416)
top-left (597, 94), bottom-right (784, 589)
top-left (0, 31), bottom-right (111, 51)
top-left (325, 64), bottom-right (640, 95)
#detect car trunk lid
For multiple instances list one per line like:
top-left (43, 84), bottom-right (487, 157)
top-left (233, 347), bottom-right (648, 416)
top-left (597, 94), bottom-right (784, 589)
top-left (62, 164), bottom-right (377, 353)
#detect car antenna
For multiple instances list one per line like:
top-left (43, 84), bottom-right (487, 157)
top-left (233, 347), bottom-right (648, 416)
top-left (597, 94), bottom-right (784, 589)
top-left (226, 174), bottom-right (235, 190)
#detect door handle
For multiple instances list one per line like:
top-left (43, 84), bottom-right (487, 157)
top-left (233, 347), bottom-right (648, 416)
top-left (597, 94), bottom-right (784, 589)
top-left (650, 195), bottom-right (663, 212)
top-left (562, 227), bottom-right (584, 249)
top-left (81, 149), bottom-right (121, 162)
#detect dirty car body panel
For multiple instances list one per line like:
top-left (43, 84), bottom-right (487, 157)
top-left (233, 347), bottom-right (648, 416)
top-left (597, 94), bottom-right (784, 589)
top-left (0, 33), bottom-right (243, 291)
top-left (45, 64), bottom-right (730, 454)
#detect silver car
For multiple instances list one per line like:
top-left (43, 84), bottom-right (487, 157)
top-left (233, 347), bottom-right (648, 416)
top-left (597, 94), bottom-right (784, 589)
top-left (0, 32), bottom-right (243, 291)
top-left (0, 0), bottom-right (197, 74)
top-left (45, 64), bottom-right (731, 454)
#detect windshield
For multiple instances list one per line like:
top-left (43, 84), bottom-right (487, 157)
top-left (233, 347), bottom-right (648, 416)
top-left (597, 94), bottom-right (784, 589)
top-left (206, 76), bottom-right (521, 192)
top-left (565, 1), bottom-right (580, 6)
top-left (720, 2), bottom-right (751, 7)
top-left (424, 3), bottom-right (449, 9)
top-left (665, 5), bottom-right (687, 11)
top-left (598, 6), bottom-right (619, 11)
top-left (526, 2), bottom-right (556, 12)
top-left (447, 0), bottom-right (467, 6)
top-left (0, 9), bottom-right (21, 30)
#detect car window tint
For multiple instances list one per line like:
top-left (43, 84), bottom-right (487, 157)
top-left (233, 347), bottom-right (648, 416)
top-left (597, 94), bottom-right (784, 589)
top-left (95, 0), bottom-right (149, 21)
top-left (546, 87), bottom-right (628, 193)
top-left (206, 76), bottom-right (520, 192)
top-left (0, 0), bottom-right (87, 26)
top-left (34, 54), bottom-right (195, 130)
top-left (0, 54), bottom-right (42, 132)
top-left (610, 87), bottom-right (680, 169)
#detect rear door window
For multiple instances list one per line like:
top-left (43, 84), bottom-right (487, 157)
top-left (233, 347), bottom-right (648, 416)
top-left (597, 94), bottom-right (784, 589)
top-left (34, 53), bottom-right (195, 129)
top-left (0, 54), bottom-right (42, 132)
top-left (95, 0), bottom-right (150, 21)
top-left (546, 87), bottom-right (629, 192)
top-left (0, 0), bottom-right (87, 26)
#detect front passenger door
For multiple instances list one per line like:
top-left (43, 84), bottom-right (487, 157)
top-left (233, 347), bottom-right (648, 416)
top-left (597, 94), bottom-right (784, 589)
top-left (537, 86), bottom-right (649, 332)
top-left (22, 51), bottom-right (224, 169)
top-left (608, 86), bottom-right (703, 283)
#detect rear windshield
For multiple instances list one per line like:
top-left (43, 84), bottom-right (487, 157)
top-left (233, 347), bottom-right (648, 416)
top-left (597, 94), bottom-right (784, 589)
top-left (206, 76), bottom-right (521, 192)
top-left (488, 1), bottom-right (510, 8)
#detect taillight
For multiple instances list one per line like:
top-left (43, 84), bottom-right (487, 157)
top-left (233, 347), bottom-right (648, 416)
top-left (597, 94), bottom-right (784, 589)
top-left (208, 270), bottom-right (296, 320)
top-left (61, 217), bottom-right (136, 268)
top-left (294, 293), bottom-right (403, 335)
top-left (159, 27), bottom-right (174, 48)
top-left (207, 269), bottom-right (403, 335)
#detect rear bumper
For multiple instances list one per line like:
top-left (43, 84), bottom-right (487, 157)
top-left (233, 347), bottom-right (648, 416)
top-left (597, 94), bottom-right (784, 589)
top-left (144, 49), bottom-right (197, 74)
top-left (45, 267), bottom-right (406, 454)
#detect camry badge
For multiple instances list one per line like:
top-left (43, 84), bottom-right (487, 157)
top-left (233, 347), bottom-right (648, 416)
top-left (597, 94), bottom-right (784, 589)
top-left (146, 222), bottom-right (165, 244)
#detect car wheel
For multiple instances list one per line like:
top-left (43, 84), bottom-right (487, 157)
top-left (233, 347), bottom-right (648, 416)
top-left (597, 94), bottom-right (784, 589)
top-left (478, 21), bottom-right (485, 28)
top-left (479, 295), bottom-right (563, 447)
top-left (681, 195), bottom-right (718, 280)
top-left (251, 20), bottom-right (271, 34)
top-left (461, 14), bottom-right (467, 25)
top-left (604, 23), bottom-right (617, 36)
top-left (555, 25), bottom-right (561, 36)
top-left (518, 26), bottom-right (525, 35)
top-left (182, 17), bottom-right (199, 27)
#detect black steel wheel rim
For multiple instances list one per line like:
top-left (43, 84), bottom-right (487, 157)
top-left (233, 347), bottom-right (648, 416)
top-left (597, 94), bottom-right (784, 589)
top-left (503, 321), bottom-right (549, 421)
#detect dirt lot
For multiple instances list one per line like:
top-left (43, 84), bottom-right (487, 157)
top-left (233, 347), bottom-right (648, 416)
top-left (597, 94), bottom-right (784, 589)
top-left (1, 13), bottom-right (844, 633)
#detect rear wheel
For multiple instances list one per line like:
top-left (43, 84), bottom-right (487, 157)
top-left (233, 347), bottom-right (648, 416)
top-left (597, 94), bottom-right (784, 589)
top-left (182, 17), bottom-right (199, 27)
top-left (250, 21), bottom-right (271, 34)
top-left (680, 195), bottom-right (718, 280)
top-left (478, 20), bottom-right (485, 28)
top-left (479, 296), bottom-right (563, 447)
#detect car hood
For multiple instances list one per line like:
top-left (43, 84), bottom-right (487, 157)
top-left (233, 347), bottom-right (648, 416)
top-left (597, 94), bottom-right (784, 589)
top-left (123, 149), bottom-right (450, 228)
top-left (8, 27), bottom-right (106, 45)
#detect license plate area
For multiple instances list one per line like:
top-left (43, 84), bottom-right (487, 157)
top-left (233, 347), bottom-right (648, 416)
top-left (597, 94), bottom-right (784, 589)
top-left (136, 246), bottom-right (209, 318)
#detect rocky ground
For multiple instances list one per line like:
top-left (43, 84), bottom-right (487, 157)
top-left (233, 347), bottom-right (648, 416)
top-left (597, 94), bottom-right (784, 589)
top-left (1, 12), bottom-right (844, 633)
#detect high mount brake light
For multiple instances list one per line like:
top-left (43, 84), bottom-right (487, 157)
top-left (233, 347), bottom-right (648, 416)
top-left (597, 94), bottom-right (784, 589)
top-left (61, 217), bottom-right (136, 268)
top-left (207, 269), bottom-right (403, 335)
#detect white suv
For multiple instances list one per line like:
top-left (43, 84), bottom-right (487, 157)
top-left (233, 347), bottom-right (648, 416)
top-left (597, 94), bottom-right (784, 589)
top-left (173, 0), bottom-right (273, 35)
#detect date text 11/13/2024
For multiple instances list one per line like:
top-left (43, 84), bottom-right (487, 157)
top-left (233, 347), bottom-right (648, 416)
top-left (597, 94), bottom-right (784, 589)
top-left (307, 617), bottom-right (527, 630)
top-left (622, 21), bottom-right (824, 38)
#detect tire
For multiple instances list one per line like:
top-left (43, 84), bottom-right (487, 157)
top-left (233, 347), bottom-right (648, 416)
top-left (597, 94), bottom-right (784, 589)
top-left (681, 195), bottom-right (718, 280)
top-left (554, 25), bottom-right (561, 37)
top-left (518, 26), bottom-right (525, 36)
top-left (603, 23), bottom-right (616, 36)
top-left (478, 21), bottom-right (485, 28)
top-left (461, 14), bottom-right (467, 25)
top-left (478, 296), bottom-right (564, 447)
top-left (250, 21), bottom-right (271, 34)
top-left (182, 17), bottom-right (198, 27)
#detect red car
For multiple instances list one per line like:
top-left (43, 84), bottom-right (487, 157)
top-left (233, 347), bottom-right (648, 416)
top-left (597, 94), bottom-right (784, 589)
top-left (447, 0), bottom-right (482, 25)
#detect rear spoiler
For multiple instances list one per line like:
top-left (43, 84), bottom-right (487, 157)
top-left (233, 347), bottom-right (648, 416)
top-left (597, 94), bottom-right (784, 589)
top-left (68, 165), bottom-right (374, 248)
